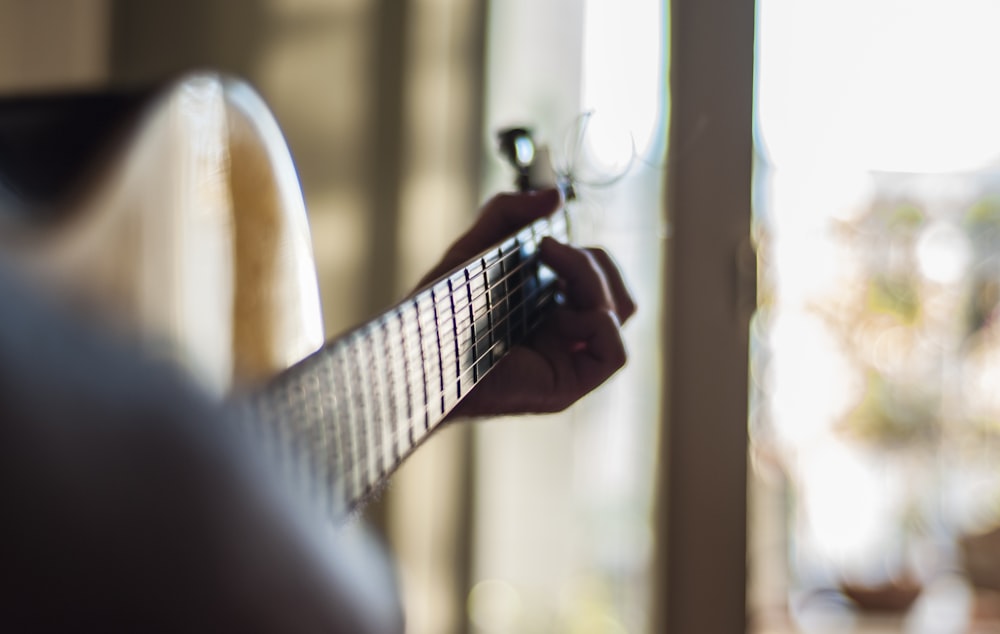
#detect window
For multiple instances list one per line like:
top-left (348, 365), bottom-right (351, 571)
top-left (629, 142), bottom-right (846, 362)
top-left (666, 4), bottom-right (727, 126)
top-left (752, 2), bottom-right (1000, 631)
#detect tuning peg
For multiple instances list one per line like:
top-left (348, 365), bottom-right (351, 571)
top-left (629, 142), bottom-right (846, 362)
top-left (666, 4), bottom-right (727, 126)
top-left (497, 127), bottom-right (535, 192)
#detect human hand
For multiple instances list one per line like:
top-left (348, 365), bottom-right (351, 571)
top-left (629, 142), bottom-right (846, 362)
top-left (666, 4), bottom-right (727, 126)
top-left (421, 189), bottom-right (636, 417)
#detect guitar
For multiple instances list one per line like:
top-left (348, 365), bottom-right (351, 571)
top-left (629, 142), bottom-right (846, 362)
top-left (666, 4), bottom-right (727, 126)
top-left (0, 73), bottom-right (572, 517)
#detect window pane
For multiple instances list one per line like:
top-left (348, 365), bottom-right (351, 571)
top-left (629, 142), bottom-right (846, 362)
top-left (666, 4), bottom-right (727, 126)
top-left (471, 1), bottom-right (667, 632)
top-left (752, 2), bottom-right (1000, 631)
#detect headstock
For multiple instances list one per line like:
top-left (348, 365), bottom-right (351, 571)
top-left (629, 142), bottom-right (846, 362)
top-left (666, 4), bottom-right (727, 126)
top-left (497, 126), bottom-right (575, 200)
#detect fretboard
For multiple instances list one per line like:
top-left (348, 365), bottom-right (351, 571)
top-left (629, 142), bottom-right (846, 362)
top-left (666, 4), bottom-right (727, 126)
top-left (247, 207), bottom-right (571, 516)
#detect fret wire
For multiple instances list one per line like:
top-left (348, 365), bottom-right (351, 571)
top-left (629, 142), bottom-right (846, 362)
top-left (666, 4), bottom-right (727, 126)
top-left (315, 356), bottom-right (339, 503)
top-left (426, 211), bottom-right (569, 315)
top-left (429, 288), bottom-right (446, 424)
top-left (405, 342), bottom-right (500, 433)
top-left (408, 280), bottom-right (554, 420)
top-left (438, 327), bottom-right (460, 413)
top-left (370, 289), bottom-right (552, 502)
top-left (401, 278), bottom-right (547, 405)
top-left (369, 319), bottom-right (392, 477)
top-left (446, 270), bottom-right (547, 353)
top-left (361, 328), bottom-right (382, 483)
top-left (400, 209), bottom-right (569, 346)
top-left (405, 287), bottom-right (558, 435)
top-left (396, 306), bottom-right (416, 449)
top-left (428, 226), bottom-right (562, 325)
top-left (519, 252), bottom-right (535, 337)
top-left (466, 290), bottom-right (556, 375)
top-left (391, 268), bottom-right (554, 389)
top-left (253, 208), bottom-right (570, 515)
top-left (467, 267), bottom-right (486, 381)
top-left (407, 251), bottom-right (544, 342)
top-left (384, 310), bottom-right (404, 463)
top-left (347, 332), bottom-right (376, 497)
top-left (505, 234), bottom-right (517, 351)
top-left (410, 307), bottom-right (426, 439)
top-left (486, 252), bottom-right (498, 354)
top-left (523, 221), bottom-right (538, 337)
top-left (429, 272), bottom-right (551, 363)
top-left (453, 283), bottom-right (472, 357)
top-left (333, 343), bottom-right (360, 505)
top-left (427, 236), bottom-right (561, 318)
top-left (414, 294), bottom-right (432, 432)
top-left (447, 278), bottom-right (462, 401)
top-left (465, 266), bottom-right (476, 384)
top-left (400, 324), bottom-right (417, 442)
top-left (462, 281), bottom-right (557, 364)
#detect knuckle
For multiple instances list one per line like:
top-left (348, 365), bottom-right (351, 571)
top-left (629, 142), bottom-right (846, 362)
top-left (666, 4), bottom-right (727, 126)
top-left (586, 247), bottom-right (618, 273)
top-left (598, 307), bottom-right (622, 328)
top-left (545, 399), bottom-right (573, 414)
top-left (597, 309), bottom-right (628, 368)
top-left (621, 296), bottom-right (638, 319)
top-left (586, 246), bottom-right (611, 263)
top-left (580, 247), bottom-right (602, 268)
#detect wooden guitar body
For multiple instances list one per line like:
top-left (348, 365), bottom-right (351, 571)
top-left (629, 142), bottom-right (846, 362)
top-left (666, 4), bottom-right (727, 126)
top-left (0, 73), bottom-right (324, 395)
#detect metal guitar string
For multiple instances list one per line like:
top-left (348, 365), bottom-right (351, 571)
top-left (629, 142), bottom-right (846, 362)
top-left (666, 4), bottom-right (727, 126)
top-left (246, 210), bottom-right (569, 518)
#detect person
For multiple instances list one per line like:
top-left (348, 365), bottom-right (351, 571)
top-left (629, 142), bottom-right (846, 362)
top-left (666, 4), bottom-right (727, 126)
top-left (0, 188), bottom-right (635, 633)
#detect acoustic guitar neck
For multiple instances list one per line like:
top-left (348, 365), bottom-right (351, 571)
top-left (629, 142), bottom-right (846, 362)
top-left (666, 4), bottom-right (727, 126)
top-left (248, 205), bottom-right (571, 516)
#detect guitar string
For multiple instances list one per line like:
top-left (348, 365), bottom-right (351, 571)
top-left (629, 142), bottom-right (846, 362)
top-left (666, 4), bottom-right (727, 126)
top-left (338, 276), bottom-right (561, 508)
top-left (384, 281), bottom-right (534, 419)
top-left (427, 249), bottom-right (554, 331)
top-left (379, 267), bottom-right (556, 386)
top-left (320, 235), bottom-right (551, 390)
top-left (423, 213), bottom-right (569, 316)
top-left (353, 242), bottom-right (562, 401)
top-left (334, 292), bottom-right (555, 508)
top-left (338, 213), bottom-right (565, 375)
top-left (280, 237), bottom-right (560, 430)
top-left (400, 216), bottom-right (567, 344)
top-left (432, 272), bottom-right (553, 365)
top-left (349, 238), bottom-right (566, 447)
top-left (377, 278), bottom-right (558, 428)
top-left (341, 272), bottom-right (557, 440)
top-left (344, 303), bottom-right (550, 513)
top-left (252, 266), bottom-right (555, 510)
top-left (283, 211), bottom-right (569, 502)
top-left (380, 305), bottom-right (553, 465)
top-left (412, 270), bottom-right (534, 355)
top-left (320, 262), bottom-right (552, 499)
top-left (361, 289), bottom-right (556, 472)
top-left (267, 206), bottom-right (565, 390)
top-left (398, 208), bottom-right (568, 316)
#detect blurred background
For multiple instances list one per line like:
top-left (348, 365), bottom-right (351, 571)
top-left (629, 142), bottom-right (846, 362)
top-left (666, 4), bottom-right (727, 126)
top-left (21, 1), bottom-right (1000, 632)
top-left (0, 1), bottom-right (667, 632)
top-left (751, 1), bottom-right (1000, 632)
